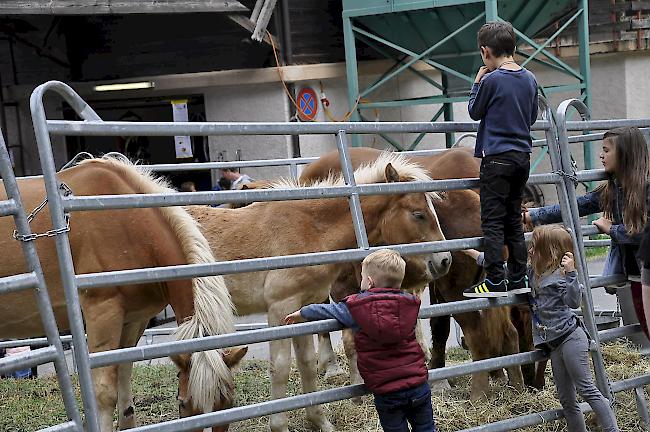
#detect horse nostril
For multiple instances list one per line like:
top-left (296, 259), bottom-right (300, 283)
top-left (441, 258), bottom-right (450, 268)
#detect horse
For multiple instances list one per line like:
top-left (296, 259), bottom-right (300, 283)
top-left (300, 147), bottom-right (541, 399)
top-left (0, 156), bottom-right (246, 432)
top-left (185, 153), bottom-right (452, 432)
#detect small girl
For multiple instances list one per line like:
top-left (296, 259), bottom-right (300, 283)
top-left (464, 225), bottom-right (619, 432)
top-left (524, 126), bottom-right (650, 338)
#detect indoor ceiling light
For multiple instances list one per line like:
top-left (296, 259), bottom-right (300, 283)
top-left (93, 81), bottom-right (155, 92)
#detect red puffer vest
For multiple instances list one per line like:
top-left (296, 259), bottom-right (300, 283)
top-left (345, 287), bottom-right (428, 394)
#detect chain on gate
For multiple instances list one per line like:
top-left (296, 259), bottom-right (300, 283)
top-left (13, 183), bottom-right (73, 242)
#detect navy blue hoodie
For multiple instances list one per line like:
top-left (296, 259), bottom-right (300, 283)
top-left (468, 68), bottom-right (538, 158)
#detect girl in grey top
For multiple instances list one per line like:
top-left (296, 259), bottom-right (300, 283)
top-left (464, 225), bottom-right (619, 432)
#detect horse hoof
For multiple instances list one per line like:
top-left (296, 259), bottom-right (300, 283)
top-left (324, 364), bottom-right (345, 381)
top-left (430, 379), bottom-right (451, 392)
top-left (309, 418), bottom-right (334, 432)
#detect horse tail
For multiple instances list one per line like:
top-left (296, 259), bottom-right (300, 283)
top-left (81, 156), bottom-right (236, 413)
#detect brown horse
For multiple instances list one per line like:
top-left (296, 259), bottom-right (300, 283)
top-left (0, 157), bottom-right (245, 432)
top-left (300, 148), bottom-right (538, 399)
top-left (186, 153), bottom-right (452, 432)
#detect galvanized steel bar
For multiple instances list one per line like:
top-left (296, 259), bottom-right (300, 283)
top-left (336, 130), bottom-right (369, 249)
top-left (149, 157), bottom-right (318, 172)
top-left (46, 119), bottom-right (551, 137)
top-left (599, 323), bottom-right (641, 341)
top-left (0, 271), bottom-right (39, 293)
top-left (0, 125), bottom-right (83, 430)
top-left (0, 322), bottom-right (268, 349)
top-left (460, 402), bottom-right (591, 432)
top-left (30, 81), bottom-right (102, 432)
top-left (75, 237), bottom-right (481, 289)
top-left (62, 172), bottom-right (562, 212)
top-left (565, 119), bottom-right (650, 131)
top-left (556, 98), bottom-right (612, 400)
top-left (611, 373), bottom-right (650, 392)
top-left (584, 239), bottom-right (611, 247)
top-left (0, 198), bottom-right (17, 217)
top-left (37, 421), bottom-right (78, 432)
top-left (634, 386), bottom-right (650, 429)
top-left (0, 346), bottom-right (57, 375)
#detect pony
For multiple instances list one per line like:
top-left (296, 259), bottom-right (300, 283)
top-left (185, 153), bottom-right (452, 432)
top-left (0, 156), bottom-right (245, 432)
top-left (300, 147), bottom-right (541, 399)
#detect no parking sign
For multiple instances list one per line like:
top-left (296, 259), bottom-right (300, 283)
top-left (296, 87), bottom-right (318, 121)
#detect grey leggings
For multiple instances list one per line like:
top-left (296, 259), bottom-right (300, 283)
top-left (550, 327), bottom-right (619, 432)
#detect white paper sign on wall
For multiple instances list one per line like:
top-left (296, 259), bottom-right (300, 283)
top-left (171, 99), bottom-right (193, 158)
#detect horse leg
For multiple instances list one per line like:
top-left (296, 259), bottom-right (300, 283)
top-left (501, 314), bottom-right (524, 391)
top-left (318, 333), bottom-right (345, 380)
top-left (342, 328), bottom-right (363, 404)
top-left (428, 281), bottom-right (452, 391)
top-left (292, 334), bottom-right (334, 432)
top-left (117, 321), bottom-right (148, 430)
top-left (268, 331), bottom-right (292, 432)
top-left (85, 300), bottom-right (125, 432)
top-left (510, 305), bottom-right (544, 389)
top-left (454, 312), bottom-right (490, 400)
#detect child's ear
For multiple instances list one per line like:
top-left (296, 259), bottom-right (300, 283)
top-left (368, 276), bottom-right (375, 288)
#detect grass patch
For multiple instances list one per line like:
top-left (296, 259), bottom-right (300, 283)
top-left (586, 234), bottom-right (610, 260)
top-left (1, 342), bottom-right (649, 431)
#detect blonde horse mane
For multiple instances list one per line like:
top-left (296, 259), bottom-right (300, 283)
top-left (78, 155), bottom-right (235, 413)
top-left (272, 151), bottom-right (442, 201)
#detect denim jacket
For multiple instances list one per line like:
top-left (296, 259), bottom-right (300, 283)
top-left (528, 184), bottom-right (646, 277)
top-left (528, 268), bottom-right (583, 347)
top-left (475, 253), bottom-right (583, 346)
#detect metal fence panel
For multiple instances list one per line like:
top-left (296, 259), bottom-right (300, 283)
top-left (22, 81), bottom-right (650, 432)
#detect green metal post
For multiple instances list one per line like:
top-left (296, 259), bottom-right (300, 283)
top-left (442, 74), bottom-right (454, 148)
top-left (343, 15), bottom-right (362, 147)
top-left (578, 0), bottom-right (593, 177)
top-left (485, 0), bottom-right (498, 22)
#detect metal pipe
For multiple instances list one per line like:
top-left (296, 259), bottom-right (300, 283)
top-left (30, 81), bottom-right (102, 432)
top-left (0, 271), bottom-right (39, 294)
top-left (556, 98), bottom-right (612, 399)
top-left (0, 346), bottom-right (56, 375)
top-left (0, 198), bottom-right (17, 216)
top-left (336, 130), bottom-right (369, 249)
top-left (37, 421), bottom-right (78, 432)
top-left (62, 172), bottom-right (562, 212)
top-left (0, 128), bottom-right (83, 430)
top-left (46, 119), bottom-right (552, 136)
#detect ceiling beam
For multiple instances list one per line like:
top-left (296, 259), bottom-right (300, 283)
top-left (0, 1), bottom-right (248, 15)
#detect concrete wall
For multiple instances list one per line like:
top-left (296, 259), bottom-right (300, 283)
top-left (203, 83), bottom-right (292, 181)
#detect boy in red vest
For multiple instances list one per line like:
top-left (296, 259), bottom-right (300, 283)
top-left (285, 249), bottom-right (435, 431)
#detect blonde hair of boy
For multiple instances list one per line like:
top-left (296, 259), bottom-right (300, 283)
top-left (362, 249), bottom-right (406, 289)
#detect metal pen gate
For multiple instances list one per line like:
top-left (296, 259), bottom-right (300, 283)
top-left (6, 79), bottom-right (650, 431)
top-left (0, 125), bottom-right (83, 431)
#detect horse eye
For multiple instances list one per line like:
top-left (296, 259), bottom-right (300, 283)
top-left (412, 211), bottom-right (426, 221)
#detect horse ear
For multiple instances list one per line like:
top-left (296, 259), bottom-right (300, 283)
top-left (385, 163), bottom-right (400, 183)
top-left (170, 353), bottom-right (191, 371)
top-left (223, 346), bottom-right (248, 368)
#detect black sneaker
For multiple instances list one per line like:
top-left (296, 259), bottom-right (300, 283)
top-left (508, 276), bottom-right (530, 295)
top-left (463, 279), bottom-right (508, 298)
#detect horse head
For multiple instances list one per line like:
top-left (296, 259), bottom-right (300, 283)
top-left (362, 154), bottom-right (452, 287)
top-left (172, 347), bottom-right (248, 431)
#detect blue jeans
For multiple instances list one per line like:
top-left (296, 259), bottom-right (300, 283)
top-left (373, 382), bottom-right (436, 432)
